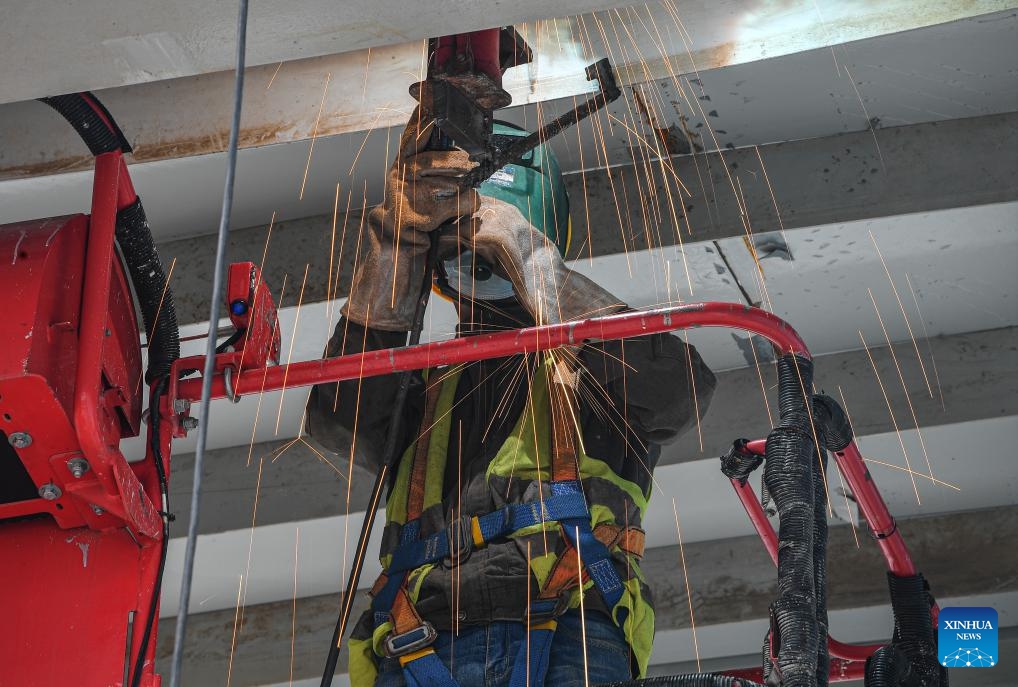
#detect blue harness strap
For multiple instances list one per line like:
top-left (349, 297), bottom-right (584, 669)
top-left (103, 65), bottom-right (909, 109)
top-left (508, 620), bottom-right (558, 687)
top-left (400, 649), bottom-right (460, 687)
top-left (386, 491), bottom-right (589, 574)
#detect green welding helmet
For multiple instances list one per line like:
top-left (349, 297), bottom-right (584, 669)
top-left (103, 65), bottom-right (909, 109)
top-left (441, 121), bottom-right (571, 302)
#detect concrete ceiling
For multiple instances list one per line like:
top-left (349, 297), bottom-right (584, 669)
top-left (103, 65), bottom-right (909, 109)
top-left (1, 1), bottom-right (1015, 684)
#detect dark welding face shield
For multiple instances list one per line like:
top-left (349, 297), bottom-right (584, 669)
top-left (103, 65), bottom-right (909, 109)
top-left (435, 120), bottom-right (571, 305)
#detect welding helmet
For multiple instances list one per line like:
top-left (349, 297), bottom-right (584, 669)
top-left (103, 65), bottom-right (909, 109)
top-left (439, 121), bottom-right (571, 302)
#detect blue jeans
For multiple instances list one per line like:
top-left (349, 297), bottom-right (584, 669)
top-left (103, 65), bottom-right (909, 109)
top-left (375, 610), bottom-right (632, 686)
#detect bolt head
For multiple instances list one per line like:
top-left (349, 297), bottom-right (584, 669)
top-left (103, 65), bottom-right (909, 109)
top-left (173, 399), bottom-right (191, 414)
top-left (67, 457), bottom-right (90, 479)
top-left (182, 417), bottom-right (199, 431)
top-left (38, 483), bottom-right (61, 500)
top-left (91, 504), bottom-right (104, 516)
top-left (8, 432), bottom-right (32, 449)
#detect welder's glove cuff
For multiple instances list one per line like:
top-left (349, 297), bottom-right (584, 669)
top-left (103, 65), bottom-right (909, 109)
top-left (342, 109), bottom-right (480, 331)
top-left (467, 195), bottom-right (625, 324)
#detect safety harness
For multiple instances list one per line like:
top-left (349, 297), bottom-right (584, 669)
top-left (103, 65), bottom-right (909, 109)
top-left (368, 358), bottom-right (645, 686)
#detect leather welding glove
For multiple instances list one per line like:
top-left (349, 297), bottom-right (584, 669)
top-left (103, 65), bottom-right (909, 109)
top-left (466, 195), bottom-right (624, 324)
top-left (342, 110), bottom-right (480, 331)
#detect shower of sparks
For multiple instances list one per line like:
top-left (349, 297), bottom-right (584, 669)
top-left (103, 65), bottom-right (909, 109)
top-left (810, 0), bottom-right (842, 76)
top-left (290, 527), bottom-right (300, 687)
top-left (750, 335), bottom-right (775, 427)
top-left (905, 273), bottom-right (946, 410)
top-left (146, 255), bottom-right (176, 349)
top-left (298, 72), bottom-right (332, 201)
top-left (866, 288), bottom-right (935, 479)
top-left (225, 575), bottom-right (244, 687)
top-left (672, 498), bottom-right (701, 672)
top-left (327, 184), bottom-right (340, 310)
top-left (859, 330), bottom-right (921, 504)
top-left (842, 63), bottom-right (886, 173)
top-left (187, 8), bottom-right (984, 678)
top-left (361, 47), bottom-right (372, 102)
top-left (238, 457), bottom-right (264, 633)
top-left (862, 455), bottom-right (960, 491)
top-left (275, 264), bottom-right (310, 435)
top-left (683, 330), bottom-right (704, 452)
top-left (265, 62), bottom-right (283, 90)
top-left (869, 232), bottom-right (933, 397)
top-left (247, 273), bottom-right (286, 466)
top-left (832, 385), bottom-right (863, 546)
top-left (575, 525), bottom-right (591, 687)
top-left (135, 255), bottom-right (177, 396)
top-left (754, 145), bottom-right (787, 243)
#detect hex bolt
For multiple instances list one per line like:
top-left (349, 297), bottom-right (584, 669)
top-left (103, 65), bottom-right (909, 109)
top-left (91, 504), bottom-right (104, 516)
top-left (182, 417), bottom-right (199, 431)
top-left (173, 399), bottom-right (191, 414)
top-left (38, 483), bottom-right (61, 500)
top-left (8, 432), bottom-right (32, 449)
top-left (67, 457), bottom-right (90, 479)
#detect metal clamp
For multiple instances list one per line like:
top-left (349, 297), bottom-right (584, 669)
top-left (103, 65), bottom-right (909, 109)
top-left (383, 621), bottom-right (438, 658)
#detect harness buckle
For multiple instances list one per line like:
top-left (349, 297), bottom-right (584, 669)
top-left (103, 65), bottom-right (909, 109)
top-left (441, 514), bottom-right (476, 569)
top-left (526, 592), bottom-right (571, 624)
top-left (384, 621), bottom-right (438, 658)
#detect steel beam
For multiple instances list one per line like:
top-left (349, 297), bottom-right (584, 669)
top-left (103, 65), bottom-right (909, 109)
top-left (148, 112), bottom-right (1018, 326)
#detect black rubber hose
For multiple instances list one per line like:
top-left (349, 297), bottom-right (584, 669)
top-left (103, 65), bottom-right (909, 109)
top-left (865, 645), bottom-right (921, 687)
top-left (813, 395), bottom-right (853, 452)
top-left (811, 419), bottom-right (830, 687)
top-left (595, 675), bottom-right (764, 687)
top-left (763, 354), bottom-right (819, 687)
top-left (886, 573), bottom-right (947, 686)
top-left (117, 198), bottom-right (180, 381)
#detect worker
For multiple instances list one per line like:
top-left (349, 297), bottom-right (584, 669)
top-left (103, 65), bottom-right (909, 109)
top-left (307, 110), bottom-right (716, 687)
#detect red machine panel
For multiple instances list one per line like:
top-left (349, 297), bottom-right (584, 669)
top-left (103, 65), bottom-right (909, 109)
top-left (0, 214), bottom-right (143, 530)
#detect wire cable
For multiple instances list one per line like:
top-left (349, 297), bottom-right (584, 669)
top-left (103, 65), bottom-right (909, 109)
top-left (168, 1), bottom-right (249, 684)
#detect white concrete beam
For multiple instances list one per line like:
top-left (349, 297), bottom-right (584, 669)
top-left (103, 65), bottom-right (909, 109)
top-left (1, 2), bottom-right (1012, 179)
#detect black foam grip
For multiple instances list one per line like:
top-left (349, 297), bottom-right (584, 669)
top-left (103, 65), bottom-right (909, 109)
top-left (40, 92), bottom-right (132, 155)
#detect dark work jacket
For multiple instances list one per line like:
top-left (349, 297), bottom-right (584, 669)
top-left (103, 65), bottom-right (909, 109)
top-left (306, 300), bottom-right (716, 626)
